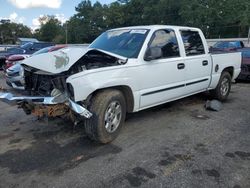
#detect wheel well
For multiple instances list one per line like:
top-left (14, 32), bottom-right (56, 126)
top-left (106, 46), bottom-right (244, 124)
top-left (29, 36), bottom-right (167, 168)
top-left (222, 67), bottom-right (234, 78)
top-left (87, 86), bottom-right (134, 113)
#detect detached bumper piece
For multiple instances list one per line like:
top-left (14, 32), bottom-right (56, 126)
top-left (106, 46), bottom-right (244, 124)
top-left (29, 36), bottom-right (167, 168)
top-left (0, 92), bottom-right (92, 119)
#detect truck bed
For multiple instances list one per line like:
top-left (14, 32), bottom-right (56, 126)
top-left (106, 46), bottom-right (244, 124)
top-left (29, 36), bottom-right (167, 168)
top-left (209, 52), bottom-right (241, 89)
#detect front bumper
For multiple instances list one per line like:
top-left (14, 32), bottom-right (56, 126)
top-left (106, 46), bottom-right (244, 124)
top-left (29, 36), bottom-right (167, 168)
top-left (0, 92), bottom-right (93, 119)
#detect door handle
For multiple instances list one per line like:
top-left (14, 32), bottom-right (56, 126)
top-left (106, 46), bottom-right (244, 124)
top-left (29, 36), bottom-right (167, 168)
top-left (202, 60), bottom-right (208, 66)
top-left (177, 63), bottom-right (185, 70)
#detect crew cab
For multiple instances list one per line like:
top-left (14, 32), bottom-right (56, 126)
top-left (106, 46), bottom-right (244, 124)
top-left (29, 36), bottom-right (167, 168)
top-left (0, 25), bottom-right (241, 143)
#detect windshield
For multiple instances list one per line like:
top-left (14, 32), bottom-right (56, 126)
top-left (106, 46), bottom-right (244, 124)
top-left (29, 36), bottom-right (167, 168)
top-left (90, 29), bottom-right (149, 58)
top-left (20, 42), bottom-right (33, 49)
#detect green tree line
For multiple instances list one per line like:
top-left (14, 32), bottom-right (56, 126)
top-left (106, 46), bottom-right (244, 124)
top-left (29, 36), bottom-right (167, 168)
top-left (1, 0), bottom-right (250, 44)
top-left (0, 22), bottom-right (32, 44)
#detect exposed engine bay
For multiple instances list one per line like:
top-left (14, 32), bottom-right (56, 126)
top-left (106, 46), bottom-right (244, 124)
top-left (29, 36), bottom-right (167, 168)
top-left (70, 49), bottom-right (127, 72)
top-left (24, 49), bottom-right (127, 97)
top-left (14, 49), bottom-right (127, 122)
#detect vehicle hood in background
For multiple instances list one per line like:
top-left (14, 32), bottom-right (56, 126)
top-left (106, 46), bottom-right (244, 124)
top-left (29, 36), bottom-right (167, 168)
top-left (21, 47), bottom-right (127, 74)
top-left (7, 54), bottom-right (30, 62)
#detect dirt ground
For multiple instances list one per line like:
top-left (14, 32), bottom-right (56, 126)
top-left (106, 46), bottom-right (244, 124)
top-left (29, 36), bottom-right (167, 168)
top-left (0, 72), bottom-right (249, 188)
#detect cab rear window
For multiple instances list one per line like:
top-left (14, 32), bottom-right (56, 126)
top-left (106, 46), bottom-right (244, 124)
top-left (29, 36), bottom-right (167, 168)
top-left (180, 30), bottom-right (205, 56)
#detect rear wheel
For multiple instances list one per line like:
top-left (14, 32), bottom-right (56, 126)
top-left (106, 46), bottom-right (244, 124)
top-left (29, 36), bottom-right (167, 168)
top-left (210, 71), bottom-right (232, 101)
top-left (85, 89), bottom-right (126, 144)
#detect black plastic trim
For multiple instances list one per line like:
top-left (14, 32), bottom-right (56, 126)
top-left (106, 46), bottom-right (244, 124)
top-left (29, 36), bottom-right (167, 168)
top-left (186, 78), bottom-right (209, 86)
top-left (142, 84), bottom-right (185, 96)
top-left (142, 78), bottom-right (209, 96)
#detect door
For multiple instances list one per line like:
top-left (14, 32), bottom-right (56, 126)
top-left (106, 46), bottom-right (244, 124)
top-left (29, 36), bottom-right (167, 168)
top-left (139, 29), bottom-right (187, 109)
top-left (180, 30), bottom-right (212, 94)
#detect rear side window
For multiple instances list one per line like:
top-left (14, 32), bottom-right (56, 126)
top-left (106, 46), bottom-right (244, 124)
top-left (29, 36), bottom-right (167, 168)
top-left (180, 30), bottom-right (205, 56)
top-left (149, 29), bottom-right (180, 58)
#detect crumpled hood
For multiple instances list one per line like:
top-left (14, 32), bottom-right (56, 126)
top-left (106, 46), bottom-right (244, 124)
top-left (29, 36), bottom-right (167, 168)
top-left (21, 47), bottom-right (89, 74)
top-left (21, 47), bottom-right (127, 74)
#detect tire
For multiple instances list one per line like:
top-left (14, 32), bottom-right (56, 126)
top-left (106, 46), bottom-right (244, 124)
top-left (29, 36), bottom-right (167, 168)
top-left (210, 71), bottom-right (232, 101)
top-left (0, 61), bottom-right (4, 71)
top-left (85, 89), bottom-right (126, 144)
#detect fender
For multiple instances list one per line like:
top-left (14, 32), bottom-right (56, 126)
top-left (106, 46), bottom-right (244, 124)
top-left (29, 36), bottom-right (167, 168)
top-left (67, 65), bottom-right (139, 102)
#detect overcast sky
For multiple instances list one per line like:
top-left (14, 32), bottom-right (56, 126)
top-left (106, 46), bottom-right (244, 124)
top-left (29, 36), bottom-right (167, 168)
top-left (0, 0), bottom-right (116, 30)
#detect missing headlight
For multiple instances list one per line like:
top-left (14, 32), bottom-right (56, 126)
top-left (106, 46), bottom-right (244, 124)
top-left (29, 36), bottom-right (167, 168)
top-left (19, 65), bottom-right (25, 85)
top-left (67, 83), bottom-right (75, 101)
top-left (51, 88), bottom-right (67, 103)
top-left (19, 65), bottom-right (24, 77)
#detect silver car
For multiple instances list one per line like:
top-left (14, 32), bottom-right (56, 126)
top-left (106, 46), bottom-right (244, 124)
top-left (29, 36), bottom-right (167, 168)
top-left (6, 63), bottom-right (24, 90)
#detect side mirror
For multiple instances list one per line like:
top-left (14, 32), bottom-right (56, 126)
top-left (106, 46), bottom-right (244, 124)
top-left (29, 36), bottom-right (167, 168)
top-left (29, 47), bottom-right (35, 51)
top-left (144, 47), bottom-right (162, 61)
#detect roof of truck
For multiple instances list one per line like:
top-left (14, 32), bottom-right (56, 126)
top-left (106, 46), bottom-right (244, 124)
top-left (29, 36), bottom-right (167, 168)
top-left (109, 25), bottom-right (201, 31)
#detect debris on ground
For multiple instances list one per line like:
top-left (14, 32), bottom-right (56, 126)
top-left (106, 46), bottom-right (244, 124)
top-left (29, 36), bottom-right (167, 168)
top-left (72, 155), bottom-right (85, 162)
top-left (205, 100), bottom-right (222, 111)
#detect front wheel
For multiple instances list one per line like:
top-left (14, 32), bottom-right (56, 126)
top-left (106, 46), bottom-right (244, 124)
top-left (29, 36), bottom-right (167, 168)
top-left (85, 89), bottom-right (126, 144)
top-left (210, 71), bottom-right (232, 101)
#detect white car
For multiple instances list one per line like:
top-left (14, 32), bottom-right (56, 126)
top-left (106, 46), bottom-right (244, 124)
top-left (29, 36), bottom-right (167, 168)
top-left (0, 25), bottom-right (241, 143)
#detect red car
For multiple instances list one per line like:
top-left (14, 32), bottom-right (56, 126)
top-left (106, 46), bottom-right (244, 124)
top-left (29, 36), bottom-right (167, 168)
top-left (4, 45), bottom-right (67, 71)
top-left (4, 54), bottom-right (30, 70)
top-left (237, 49), bottom-right (250, 80)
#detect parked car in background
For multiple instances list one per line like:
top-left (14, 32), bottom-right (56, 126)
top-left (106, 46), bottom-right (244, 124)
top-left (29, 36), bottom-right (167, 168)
top-left (17, 37), bottom-right (39, 45)
top-left (4, 54), bottom-right (30, 71)
top-left (237, 48), bottom-right (250, 80)
top-left (4, 44), bottom-right (66, 70)
top-left (5, 45), bottom-right (67, 90)
top-left (0, 42), bottom-right (54, 70)
top-left (210, 41), bottom-right (244, 52)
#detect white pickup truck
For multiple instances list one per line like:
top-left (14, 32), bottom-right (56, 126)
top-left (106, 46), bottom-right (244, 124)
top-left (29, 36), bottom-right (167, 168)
top-left (0, 25), bottom-right (241, 143)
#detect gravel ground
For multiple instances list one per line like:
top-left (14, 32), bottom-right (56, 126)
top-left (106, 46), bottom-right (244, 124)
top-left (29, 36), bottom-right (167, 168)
top-left (0, 72), bottom-right (249, 188)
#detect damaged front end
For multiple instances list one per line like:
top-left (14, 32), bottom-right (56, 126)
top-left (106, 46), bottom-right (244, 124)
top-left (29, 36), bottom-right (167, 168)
top-left (0, 88), bottom-right (93, 120)
top-left (0, 47), bottom-right (127, 123)
top-left (1, 63), bottom-right (92, 121)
